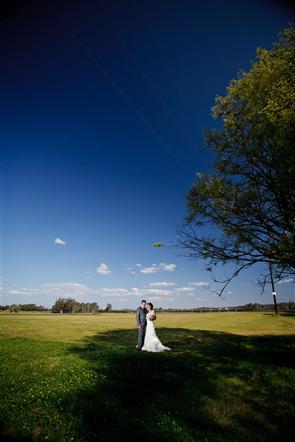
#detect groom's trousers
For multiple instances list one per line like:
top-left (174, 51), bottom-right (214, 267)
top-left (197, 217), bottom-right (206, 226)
top-left (137, 323), bottom-right (146, 348)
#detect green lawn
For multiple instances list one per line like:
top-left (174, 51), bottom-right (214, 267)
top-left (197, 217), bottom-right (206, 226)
top-left (1, 312), bottom-right (294, 441)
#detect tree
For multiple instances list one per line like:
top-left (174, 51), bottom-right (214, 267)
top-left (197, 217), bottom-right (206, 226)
top-left (104, 303), bottom-right (112, 312)
top-left (19, 304), bottom-right (47, 311)
top-left (51, 297), bottom-right (75, 313)
top-left (51, 298), bottom-right (100, 313)
top-left (51, 298), bottom-right (67, 313)
top-left (89, 302), bottom-right (100, 313)
top-left (9, 304), bottom-right (21, 313)
top-left (179, 27), bottom-right (295, 295)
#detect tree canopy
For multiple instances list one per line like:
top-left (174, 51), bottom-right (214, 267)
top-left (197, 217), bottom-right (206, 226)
top-left (179, 27), bottom-right (295, 294)
top-left (51, 298), bottom-right (100, 313)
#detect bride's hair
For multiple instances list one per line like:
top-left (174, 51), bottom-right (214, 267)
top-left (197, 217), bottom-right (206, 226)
top-left (147, 302), bottom-right (154, 309)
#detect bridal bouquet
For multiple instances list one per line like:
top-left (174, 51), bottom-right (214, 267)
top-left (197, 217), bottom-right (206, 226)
top-left (148, 313), bottom-right (156, 321)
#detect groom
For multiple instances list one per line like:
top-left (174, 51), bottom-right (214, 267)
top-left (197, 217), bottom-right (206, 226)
top-left (136, 299), bottom-right (147, 350)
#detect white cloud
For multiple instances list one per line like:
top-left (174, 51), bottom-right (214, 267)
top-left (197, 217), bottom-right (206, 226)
top-left (175, 287), bottom-right (195, 293)
top-left (9, 289), bottom-right (32, 295)
top-left (140, 266), bottom-right (158, 274)
top-left (130, 287), bottom-right (142, 296)
top-left (96, 263), bottom-right (111, 275)
top-left (149, 281), bottom-right (176, 287)
top-left (54, 238), bottom-right (66, 245)
top-left (7, 283), bottom-right (97, 298)
top-left (43, 282), bottom-right (94, 295)
top-left (191, 281), bottom-right (209, 287)
top-left (143, 288), bottom-right (173, 297)
top-left (140, 263), bottom-right (176, 274)
top-left (136, 264), bottom-right (142, 268)
top-left (160, 263), bottom-right (176, 272)
top-left (100, 287), bottom-right (142, 298)
top-left (100, 288), bottom-right (129, 297)
top-left (6, 284), bottom-right (142, 300)
top-left (277, 278), bottom-right (294, 284)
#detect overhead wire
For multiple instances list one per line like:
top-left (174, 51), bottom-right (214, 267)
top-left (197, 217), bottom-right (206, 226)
top-left (121, 0), bottom-right (199, 158)
top-left (63, 23), bottom-right (190, 175)
top-left (116, 37), bottom-right (199, 159)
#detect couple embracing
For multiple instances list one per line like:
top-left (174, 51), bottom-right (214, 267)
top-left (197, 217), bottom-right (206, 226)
top-left (136, 300), bottom-right (171, 352)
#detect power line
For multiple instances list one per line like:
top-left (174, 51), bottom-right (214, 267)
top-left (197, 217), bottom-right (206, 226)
top-left (117, 37), bottom-right (199, 157)
top-left (121, 0), bottom-right (199, 156)
top-left (63, 24), bottom-right (189, 175)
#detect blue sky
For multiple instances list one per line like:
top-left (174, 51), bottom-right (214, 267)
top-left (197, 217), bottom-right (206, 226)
top-left (1, 0), bottom-right (294, 309)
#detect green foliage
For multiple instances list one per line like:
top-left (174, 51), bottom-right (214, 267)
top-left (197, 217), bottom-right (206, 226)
top-left (180, 27), bottom-right (295, 292)
top-left (104, 303), bottom-right (112, 312)
top-left (20, 304), bottom-right (47, 312)
top-left (8, 304), bottom-right (21, 313)
top-left (153, 241), bottom-right (163, 247)
top-left (0, 304), bottom-right (47, 312)
top-left (51, 297), bottom-right (100, 313)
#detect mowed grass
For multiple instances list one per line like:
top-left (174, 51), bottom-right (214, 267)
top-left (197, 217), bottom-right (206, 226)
top-left (1, 312), bottom-right (295, 441)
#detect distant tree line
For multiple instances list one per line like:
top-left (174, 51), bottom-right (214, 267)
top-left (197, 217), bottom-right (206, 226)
top-left (0, 304), bottom-right (48, 312)
top-left (1, 301), bottom-right (293, 313)
top-left (0, 298), bottom-right (109, 313)
top-left (154, 301), bottom-right (295, 313)
top-left (118, 302), bottom-right (295, 313)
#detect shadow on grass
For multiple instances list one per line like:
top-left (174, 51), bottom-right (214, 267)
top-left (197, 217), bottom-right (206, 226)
top-left (64, 328), bottom-right (295, 442)
top-left (280, 311), bottom-right (295, 318)
top-left (0, 423), bottom-right (32, 442)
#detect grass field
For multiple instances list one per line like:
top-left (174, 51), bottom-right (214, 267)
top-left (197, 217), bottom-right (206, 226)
top-left (1, 312), bottom-right (295, 441)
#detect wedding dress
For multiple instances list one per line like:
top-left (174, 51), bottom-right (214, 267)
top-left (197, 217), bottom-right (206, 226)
top-left (142, 315), bottom-right (171, 352)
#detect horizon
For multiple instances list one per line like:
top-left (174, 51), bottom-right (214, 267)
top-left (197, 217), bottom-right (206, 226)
top-left (2, 300), bottom-right (294, 311)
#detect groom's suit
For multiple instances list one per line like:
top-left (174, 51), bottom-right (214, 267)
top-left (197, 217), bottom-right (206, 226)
top-left (136, 306), bottom-right (147, 349)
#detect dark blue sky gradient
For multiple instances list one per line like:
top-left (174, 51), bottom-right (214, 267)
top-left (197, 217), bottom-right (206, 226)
top-left (1, 0), bottom-right (294, 308)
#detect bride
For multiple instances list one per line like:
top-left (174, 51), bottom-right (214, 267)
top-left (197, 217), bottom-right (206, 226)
top-left (142, 303), bottom-right (171, 352)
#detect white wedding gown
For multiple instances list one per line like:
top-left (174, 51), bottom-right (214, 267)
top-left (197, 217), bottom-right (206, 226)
top-left (142, 316), bottom-right (171, 352)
